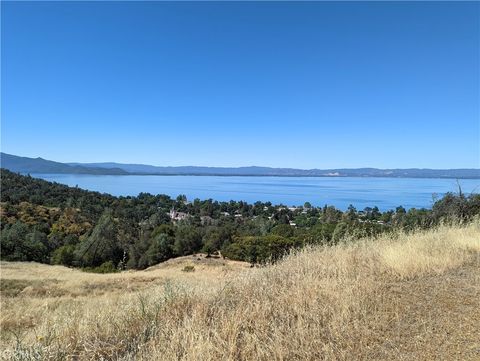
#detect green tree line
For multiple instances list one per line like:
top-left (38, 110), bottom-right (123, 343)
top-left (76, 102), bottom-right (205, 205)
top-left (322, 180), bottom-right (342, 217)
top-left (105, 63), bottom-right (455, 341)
top-left (1, 169), bottom-right (479, 270)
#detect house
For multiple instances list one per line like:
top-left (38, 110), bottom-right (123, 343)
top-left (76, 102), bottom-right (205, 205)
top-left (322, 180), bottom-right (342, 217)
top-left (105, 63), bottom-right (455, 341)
top-left (169, 208), bottom-right (189, 222)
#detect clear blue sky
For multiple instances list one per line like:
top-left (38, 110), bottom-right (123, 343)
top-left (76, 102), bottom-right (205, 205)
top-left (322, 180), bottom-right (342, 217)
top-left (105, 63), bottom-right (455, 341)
top-left (1, 1), bottom-right (479, 169)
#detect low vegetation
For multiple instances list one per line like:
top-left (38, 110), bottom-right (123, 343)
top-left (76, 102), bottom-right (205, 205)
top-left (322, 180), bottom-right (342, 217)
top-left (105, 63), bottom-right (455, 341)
top-left (1, 221), bottom-right (479, 360)
top-left (1, 169), bottom-right (479, 271)
top-left (1, 169), bottom-right (479, 359)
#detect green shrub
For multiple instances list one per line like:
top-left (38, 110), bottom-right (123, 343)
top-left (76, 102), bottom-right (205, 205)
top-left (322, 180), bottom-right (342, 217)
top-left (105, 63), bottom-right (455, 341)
top-left (223, 235), bottom-right (302, 264)
top-left (51, 244), bottom-right (76, 266)
top-left (182, 265), bottom-right (195, 272)
top-left (82, 261), bottom-right (118, 274)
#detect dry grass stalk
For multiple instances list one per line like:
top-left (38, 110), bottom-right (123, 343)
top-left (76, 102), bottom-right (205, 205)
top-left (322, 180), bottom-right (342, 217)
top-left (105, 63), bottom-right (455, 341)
top-left (1, 222), bottom-right (479, 360)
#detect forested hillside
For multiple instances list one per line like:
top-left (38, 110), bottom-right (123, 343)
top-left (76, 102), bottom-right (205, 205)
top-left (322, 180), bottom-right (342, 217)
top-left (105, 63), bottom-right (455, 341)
top-left (1, 169), bottom-right (479, 271)
top-left (0, 152), bottom-right (128, 175)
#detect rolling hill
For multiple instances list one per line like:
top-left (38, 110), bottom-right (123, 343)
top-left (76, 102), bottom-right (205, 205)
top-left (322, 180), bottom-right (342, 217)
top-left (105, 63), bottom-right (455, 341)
top-left (2, 152), bottom-right (479, 178)
top-left (0, 153), bottom-right (128, 175)
top-left (1, 222), bottom-right (479, 360)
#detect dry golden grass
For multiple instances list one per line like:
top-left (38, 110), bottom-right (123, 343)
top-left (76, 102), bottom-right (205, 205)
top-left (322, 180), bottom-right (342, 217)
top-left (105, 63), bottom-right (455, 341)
top-left (1, 222), bottom-right (479, 360)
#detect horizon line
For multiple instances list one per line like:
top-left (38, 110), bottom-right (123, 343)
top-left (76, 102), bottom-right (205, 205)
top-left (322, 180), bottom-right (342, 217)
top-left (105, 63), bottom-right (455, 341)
top-left (1, 152), bottom-right (479, 171)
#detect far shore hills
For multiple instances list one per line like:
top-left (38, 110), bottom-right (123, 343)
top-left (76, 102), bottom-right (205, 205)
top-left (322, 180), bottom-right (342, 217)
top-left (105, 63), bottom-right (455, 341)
top-left (1, 152), bottom-right (479, 179)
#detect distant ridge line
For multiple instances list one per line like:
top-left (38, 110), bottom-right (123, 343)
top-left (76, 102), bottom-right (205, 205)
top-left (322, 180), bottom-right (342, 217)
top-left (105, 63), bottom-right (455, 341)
top-left (1, 153), bottom-right (479, 179)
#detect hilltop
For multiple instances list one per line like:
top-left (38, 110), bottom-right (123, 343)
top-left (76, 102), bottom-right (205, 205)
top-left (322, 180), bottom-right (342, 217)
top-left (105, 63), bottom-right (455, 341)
top-left (0, 153), bottom-right (128, 175)
top-left (1, 222), bottom-right (479, 360)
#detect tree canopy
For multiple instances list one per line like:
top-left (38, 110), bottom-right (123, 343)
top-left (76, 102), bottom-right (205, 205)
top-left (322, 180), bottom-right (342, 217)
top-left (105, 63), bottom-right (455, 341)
top-left (1, 169), bottom-right (479, 270)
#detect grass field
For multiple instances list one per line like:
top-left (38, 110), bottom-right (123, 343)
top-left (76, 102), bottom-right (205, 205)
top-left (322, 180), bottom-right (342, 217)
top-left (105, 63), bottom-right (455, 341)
top-left (1, 222), bottom-right (479, 360)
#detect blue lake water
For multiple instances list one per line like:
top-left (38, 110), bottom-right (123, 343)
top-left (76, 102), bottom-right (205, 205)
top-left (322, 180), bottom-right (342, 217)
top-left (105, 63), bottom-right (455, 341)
top-left (31, 174), bottom-right (480, 211)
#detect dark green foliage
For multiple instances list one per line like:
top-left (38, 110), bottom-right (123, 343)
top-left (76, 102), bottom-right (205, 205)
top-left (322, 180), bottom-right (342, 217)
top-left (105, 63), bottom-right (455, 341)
top-left (223, 235), bottom-right (302, 264)
top-left (1, 169), bottom-right (479, 268)
top-left (145, 233), bottom-right (175, 266)
top-left (174, 225), bottom-right (203, 256)
top-left (202, 229), bottom-right (222, 256)
top-left (332, 222), bottom-right (350, 243)
top-left (24, 229), bottom-right (49, 262)
top-left (432, 192), bottom-right (480, 222)
top-left (51, 244), bottom-right (76, 266)
top-left (309, 223), bottom-right (336, 244)
top-left (271, 224), bottom-right (295, 238)
top-left (82, 261), bottom-right (118, 273)
top-left (0, 221), bottom-right (30, 260)
top-left (74, 209), bottom-right (122, 267)
top-left (0, 222), bottom-right (48, 262)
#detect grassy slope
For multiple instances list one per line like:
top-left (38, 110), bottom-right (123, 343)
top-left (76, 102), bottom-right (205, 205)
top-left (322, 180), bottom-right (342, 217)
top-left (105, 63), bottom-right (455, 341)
top-left (1, 222), bottom-right (479, 360)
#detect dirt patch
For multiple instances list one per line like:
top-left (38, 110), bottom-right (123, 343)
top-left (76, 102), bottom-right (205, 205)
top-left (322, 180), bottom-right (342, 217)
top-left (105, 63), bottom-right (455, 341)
top-left (364, 261), bottom-right (480, 360)
top-left (145, 253), bottom-right (249, 271)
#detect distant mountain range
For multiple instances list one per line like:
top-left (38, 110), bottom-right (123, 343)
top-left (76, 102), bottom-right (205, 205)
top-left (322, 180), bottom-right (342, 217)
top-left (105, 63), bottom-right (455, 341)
top-left (1, 152), bottom-right (479, 178)
top-left (0, 153), bottom-right (128, 175)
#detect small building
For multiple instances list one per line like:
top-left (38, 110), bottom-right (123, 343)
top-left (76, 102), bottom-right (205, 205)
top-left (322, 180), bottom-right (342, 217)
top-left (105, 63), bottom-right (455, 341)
top-left (169, 208), bottom-right (189, 222)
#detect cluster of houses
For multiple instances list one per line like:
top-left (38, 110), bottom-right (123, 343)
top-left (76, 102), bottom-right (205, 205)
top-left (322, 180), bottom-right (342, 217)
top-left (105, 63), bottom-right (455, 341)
top-left (167, 202), bottom-right (389, 228)
top-left (358, 219), bottom-right (385, 225)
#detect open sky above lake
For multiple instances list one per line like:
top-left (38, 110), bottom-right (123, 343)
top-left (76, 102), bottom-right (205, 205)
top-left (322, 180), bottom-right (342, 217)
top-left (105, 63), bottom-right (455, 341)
top-left (1, 1), bottom-right (479, 169)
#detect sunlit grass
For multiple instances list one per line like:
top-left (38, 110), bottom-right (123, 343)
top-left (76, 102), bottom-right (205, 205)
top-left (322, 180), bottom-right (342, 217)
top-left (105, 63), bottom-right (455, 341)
top-left (1, 221), bottom-right (479, 360)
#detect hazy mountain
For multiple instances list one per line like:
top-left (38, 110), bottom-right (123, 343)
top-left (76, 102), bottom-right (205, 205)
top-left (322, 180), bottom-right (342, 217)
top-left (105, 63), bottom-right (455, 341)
top-left (75, 163), bottom-right (480, 178)
top-left (2, 153), bottom-right (479, 178)
top-left (69, 161), bottom-right (480, 178)
top-left (68, 162), bottom-right (171, 174)
top-left (0, 153), bottom-right (128, 175)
